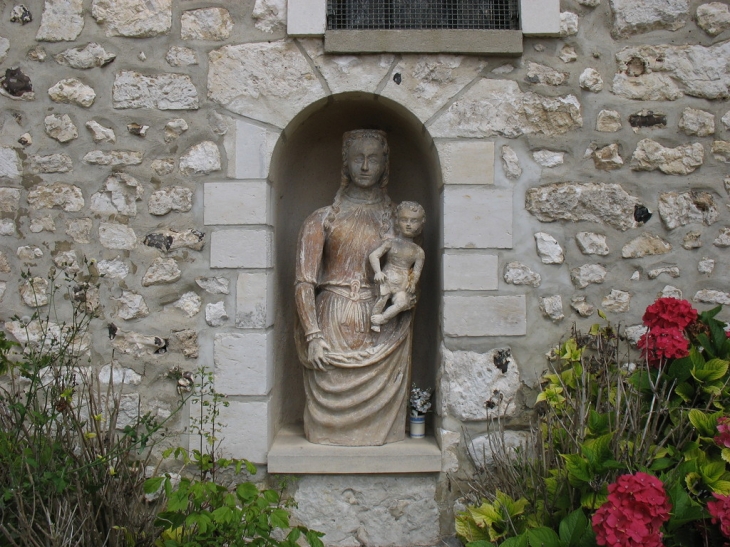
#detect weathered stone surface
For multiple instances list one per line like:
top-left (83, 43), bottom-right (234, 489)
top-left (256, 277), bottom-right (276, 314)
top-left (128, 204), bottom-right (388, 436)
top-left (20, 277), bottom-right (49, 307)
top-left (679, 108), bottom-right (715, 136)
top-left (440, 347), bottom-right (521, 420)
top-left (602, 289), bottom-right (631, 312)
top-left (300, 40), bottom-right (393, 95)
top-left (92, 0), bottom-right (172, 37)
top-left (0, 281), bottom-right (5, 301)
top-left (694, 289), bottom-right (730, 305)
top-left (504, 262), bottom-right (541, 287)
top-left (525, 62), bottom-right (568, 86)
top-left (17, 246), bottom-right (43, 261)
top-left (571, 295), bottom-right (595, 317)
top-left (196, 276), bottom-right (229, 294)
top-left (44, 114), bottom-right (78, 142)
top-left (0, 38), bottom-right (9, 63)
top-left (714, 227), bottom-right (730, 247)
top-left (112, 330), bottom-right (165, 357)
top-left (659, 285), bottom-right (682, 299)
top-left (36, 0), bottom-right (83, 41)
top-left (576, 232), bottom-right (609, 255)
top-left (208, 42), bottom-right (325, 128)
top-left (114, 290), bottom-right (149, 320)
top-left (712, 141), bottom-right (730, 163)
top-left (648, 266), bottom-right (680, 279)
top-left (163, 119), bottom-right (188, 142)
top-left (166, 46), bottom-right (198, 67)
top-left (99, 363), bottom-right (142, 385)
top-left (501, 145), bottom-right (522, 179)
top-left (85, 120), bottom-right (116, 143)
top-left (683, 231), bottom-right (702, 249)
top-left (561, 11), bottom-right (579, 36)
top-left (151, 158), bottom-right (175, 175)
top-left (579, 68), bottom-right (604, 92)
top-left (55, 42), bottom-right (115, 69)
top-left (236, 272), bottom-right (272, 328)
top-left (0, 188), bottom-right (20, 212)
top-left (90, 173), bottom-right (143, 217)
top-left (179, 141), bottom-right (220, 175)
top-left (0, 219), bottom-right (16, 236)
top-left (112, 71), bottom-right (198, 110)
top-left (534, 232), bottom-right (564, 264)
top-left (622, 233), bottom-right (672, 258)
top-left (148, 186), bottom-right (192, 216)
top-left (430, 79), bottom-right (582, 138)
top-left (533, 150), bottom-right (564, 167)
top-left (206, 301), bottom-right (228, 326)
top-left (467, 430), bottom-right (530, 469)
top-left (252, 0), bottom-right (286, 32)
top-left (593, 144), bottom-right (624, 170)
top-left (444, 295), bottom-right (526, 337)
top-left (293, 475), bottom-right (440, 547)
top-left (697, 2), bottom-right (730, 35)
top-left (172, 292), bottom-right (200, 318)
top-left (628, 110), bottom-right (666, 131)
top-left (0, 251), bottom-right (9, 272)
top-left (610, 0), bottom-right (688, 37)
top-left (142, 257), bottom-right (181, 286)
top-left (144, 229), bottom-right (204, 252)
top-left (0, 147), bottom-right (22, 183)
top-left (571, 264), bottom-right (607, 288)
top-left (540, 295), bottom-right (564, 322)
top-left (66, 218), bottom-right (91, 243)
top-left (97, 257), bottom-right (128, 279)
top-left (28, 183), bottom-right (83, 212)
top-left (181, 8), bottom-right (232, 41)
top-left (53, 250), bottom-right (79, 273)
top-left (526, 182), bottom-right (639, 231)
top-left (596, 110), bottom-right (622, 132)
top-left (559, 45), bottom-right (578, 63)
top-left (443, 253), bottom-right (498, 291)
top-left (630, 139), bottom-right (703, 175)
top-left (658, 191), bottom-right (718, 229)
top-left (723, 112), bottom-right (730, 131)
top-left (697, 257), bottom-right (715, 275)
top-left (614, 42), bottom-right (730, 100)
top-left (99, 222), bottom-right (137, 250)
top-left (27, 154), bottom-right (72, 173)
top-left (168, 329), bottom-right (198, 358)
top-left (29, 216), bottom-right (54, 233)
top-left (48, 78), bottom-right (95, 107)
top-left (83, 150), bottom-right (143, 166)
top-left (27, 45), bottom-right (46, 61)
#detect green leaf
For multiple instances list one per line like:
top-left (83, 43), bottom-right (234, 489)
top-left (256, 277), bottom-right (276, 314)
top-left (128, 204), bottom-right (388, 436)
top-left (668, 356), bottom-right (693, 382)
top-left (562, 454), bottom-right (592, 483)
top-left (693, 359), bottom-right (729, 383)
top-left (143, 476), bottom-right (164, 494)
top-left (501, 534), bottom-right (529, 547)
top-left (666, 482), bottom-right (705, 531)
top-left (305, 529), bottom-right (325, 547)
top-left (587, 411), bottom-right (610, 436)
top-left (466, 541), bottom-right (495, 547)
top-left (263, 489), bottom-right (280, 504)
top-left (721, 448), bottom-right (730, 464)
top-left (559, 509), bottom-right (588, 547)
top-left (688, 409), bottom-right (718, 437)
top-left (236, 482), bottom-right (259, 501)
top-left (527, 527), bottom-right (562, 547)
top-left (674, 382), bottom-right (695, 403)
top-left (649, 458), bottom-right (674, 471)
top-left (270, 508), bottom-right (290, 528)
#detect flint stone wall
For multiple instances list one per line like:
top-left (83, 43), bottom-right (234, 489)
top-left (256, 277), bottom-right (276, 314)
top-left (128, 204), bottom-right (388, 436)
top-left (1, 0), bottom-right (730, 544)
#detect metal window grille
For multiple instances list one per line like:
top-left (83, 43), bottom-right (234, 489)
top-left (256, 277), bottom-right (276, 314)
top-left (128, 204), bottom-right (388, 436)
top-left (327, 0), bottom-right (519, 30)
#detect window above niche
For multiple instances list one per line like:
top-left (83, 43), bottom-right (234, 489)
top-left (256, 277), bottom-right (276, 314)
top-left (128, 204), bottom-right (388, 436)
top-left (287, 0), bottom-right (560, 55)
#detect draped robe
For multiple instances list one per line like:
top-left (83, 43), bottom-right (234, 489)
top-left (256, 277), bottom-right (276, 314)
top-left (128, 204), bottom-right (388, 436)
top-left (294, 197), bottom-right (412, 446)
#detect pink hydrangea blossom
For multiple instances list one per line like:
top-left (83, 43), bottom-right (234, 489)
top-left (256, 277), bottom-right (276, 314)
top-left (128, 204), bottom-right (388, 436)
top-left (642, 298), bottom-right (698, 331)
top-left (638, 327), bottom-right (690, 367)
top-left (708, 493), bottom-right (730, 539)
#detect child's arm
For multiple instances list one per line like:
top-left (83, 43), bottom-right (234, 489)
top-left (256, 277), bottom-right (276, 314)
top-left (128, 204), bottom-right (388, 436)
top-left (369, 240), bottom-right (392, 283)
top-left (407, 247), bottom-right (425, 293)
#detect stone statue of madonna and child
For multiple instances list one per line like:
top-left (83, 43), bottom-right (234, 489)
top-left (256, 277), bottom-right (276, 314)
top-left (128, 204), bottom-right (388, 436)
top-left (294, 129), bottom-right (426, 446)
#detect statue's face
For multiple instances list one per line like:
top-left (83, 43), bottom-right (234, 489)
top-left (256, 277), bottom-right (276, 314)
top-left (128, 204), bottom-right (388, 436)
top-left (347, 137), bottom-right (386, 188)
top-left (397, 209), bottom-right (425, 237)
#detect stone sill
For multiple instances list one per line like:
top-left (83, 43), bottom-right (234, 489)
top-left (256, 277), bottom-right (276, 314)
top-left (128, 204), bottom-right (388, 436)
top-left (324, 30), bottom-right (523, 55)
top-left (268, 424), bottom-right (442, 474)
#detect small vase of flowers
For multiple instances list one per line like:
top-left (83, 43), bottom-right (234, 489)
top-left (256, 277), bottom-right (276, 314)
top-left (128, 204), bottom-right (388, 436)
top-left (409, 383), bottom-right (433, 438)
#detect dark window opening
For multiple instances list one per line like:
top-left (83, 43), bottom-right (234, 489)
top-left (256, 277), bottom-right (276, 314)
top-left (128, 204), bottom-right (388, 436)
top-left (327, 0), bottom-right (520, 30)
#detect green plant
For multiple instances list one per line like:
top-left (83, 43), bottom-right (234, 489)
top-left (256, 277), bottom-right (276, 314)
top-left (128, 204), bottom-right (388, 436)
top-left (457, 298), bottom-right (730, 547)
top-left (145, 368), bottom-right (324, 547)
top-left (0, 268), bottom-right (172, 547)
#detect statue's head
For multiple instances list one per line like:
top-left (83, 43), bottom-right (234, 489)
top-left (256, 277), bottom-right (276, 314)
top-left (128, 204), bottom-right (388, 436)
top-left (395, 201), bottom-right (425, 237)
top-left (341, 129), bottom-right (389, 189)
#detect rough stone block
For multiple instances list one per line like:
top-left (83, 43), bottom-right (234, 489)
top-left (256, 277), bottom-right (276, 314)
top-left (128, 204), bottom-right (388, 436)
top-left (236, 272), bottom-right (273, 328)
top-left (521, 0), bottom-right (561, 36)
top-left (443, 252), bottom-right (498, 291)
top-left (287, 0), bottom-right (326, 35)
top-left (204, 182), bottom-right (269, 225)
top-left (444, 295), bottom-right (526, 336)
top-left (214, 332), bottom-right (272, 396)
top-left (223, 120), bottom-right (275, 179)
top-left (210, 229), bottom-right (272, 268)
top-left (444, 187), bottom-right (512, 249)
top-left (436, 141), bottom-right (494, 185)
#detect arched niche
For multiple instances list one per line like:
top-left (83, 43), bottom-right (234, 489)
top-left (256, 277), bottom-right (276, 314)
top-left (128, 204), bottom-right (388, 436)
top-left (268, 92), bottom-right (443, 432)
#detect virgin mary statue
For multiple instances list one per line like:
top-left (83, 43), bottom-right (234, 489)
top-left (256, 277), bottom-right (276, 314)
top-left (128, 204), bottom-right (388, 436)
top-left (294, 129), bottom-right (415, 446)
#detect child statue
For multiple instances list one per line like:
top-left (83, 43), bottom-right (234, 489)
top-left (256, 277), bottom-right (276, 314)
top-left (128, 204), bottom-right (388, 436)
top-left (369, 201), bottom-right (426, 332)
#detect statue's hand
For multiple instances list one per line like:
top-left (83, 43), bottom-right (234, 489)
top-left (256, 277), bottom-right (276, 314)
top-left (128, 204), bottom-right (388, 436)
top-left (374, 272), bottom-right (386, 284)
top-left (407, 280), bottom-right (416, 294)
top-left (307, 338), bottom-right (332, 371)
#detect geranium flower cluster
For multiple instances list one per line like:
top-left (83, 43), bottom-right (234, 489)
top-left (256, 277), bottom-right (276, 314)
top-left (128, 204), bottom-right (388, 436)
top-left (715, 417), bottom-right (730, 449)
top-left (638, 298), bottom-right (697, 367)
top-left (592, 472), bottom-right (671, 547)
top-left (708, 493), bottom-right (730, 539)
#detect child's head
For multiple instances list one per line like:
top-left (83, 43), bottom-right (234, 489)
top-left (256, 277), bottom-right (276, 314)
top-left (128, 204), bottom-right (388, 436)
top-left (395, 201), bottom-right (425, 237)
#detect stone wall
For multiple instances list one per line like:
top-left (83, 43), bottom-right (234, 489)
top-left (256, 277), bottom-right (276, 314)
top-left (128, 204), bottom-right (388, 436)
top-left (1, 0), bottom-right (730, 545)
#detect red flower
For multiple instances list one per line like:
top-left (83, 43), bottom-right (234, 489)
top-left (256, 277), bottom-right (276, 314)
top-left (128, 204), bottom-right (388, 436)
top-left (716, 417), bottom-right (730, 449)
top-left (642, 298), bottom-right (698, 331)
top-left (592, 473), bottom-right (670, 547)
top-left (708, 493), bottom-right (730, 539)
top-left (638, 327), bottom-right (690, 366)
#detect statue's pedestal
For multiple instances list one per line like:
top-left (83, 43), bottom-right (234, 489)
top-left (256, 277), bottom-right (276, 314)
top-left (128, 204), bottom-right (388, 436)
top-left (268, 424), bottom-right (441, 474)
